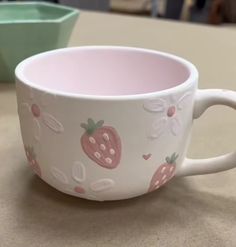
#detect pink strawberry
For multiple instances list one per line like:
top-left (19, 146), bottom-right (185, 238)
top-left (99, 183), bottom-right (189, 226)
top-left (24, 146), bottom-right (42, 177)
top-left (148, 153), bottom-right (178, 192)
top-left (80, 118), bottom-right (121, 169)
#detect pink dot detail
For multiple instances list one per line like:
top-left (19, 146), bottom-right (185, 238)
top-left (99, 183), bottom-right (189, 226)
top-left (74, 186), bottom-right (85, 194)
top-left (31, 104), bottom-right (40, 117)
top-left (167, 106), bottom-right (176, 117)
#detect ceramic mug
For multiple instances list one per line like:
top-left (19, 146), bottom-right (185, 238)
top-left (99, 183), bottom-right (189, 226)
top-left (15, 46), bottom-right (236, 201)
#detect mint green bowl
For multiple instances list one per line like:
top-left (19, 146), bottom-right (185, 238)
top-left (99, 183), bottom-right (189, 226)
top-left (0, 2), bottom-right (79, 83)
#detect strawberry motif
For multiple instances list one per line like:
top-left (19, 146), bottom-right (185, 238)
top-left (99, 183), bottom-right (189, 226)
top-left (24, 146), bottom-right (42, 177)
top-left (148, 153), bottom-right (178, 192)
top-left (80, 118), bottom-right (121, 169)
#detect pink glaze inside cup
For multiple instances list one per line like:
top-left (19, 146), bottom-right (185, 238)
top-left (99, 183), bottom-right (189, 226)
top-left (17, 47), bottom-right (191, 96)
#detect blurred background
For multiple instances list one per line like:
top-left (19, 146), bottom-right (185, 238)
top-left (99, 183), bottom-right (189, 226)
top-left (2, 0), bottom-right (235, 25)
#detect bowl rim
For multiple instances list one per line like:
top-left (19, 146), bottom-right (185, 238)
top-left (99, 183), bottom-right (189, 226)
top-left (0, 1), bottom-right (79, 24)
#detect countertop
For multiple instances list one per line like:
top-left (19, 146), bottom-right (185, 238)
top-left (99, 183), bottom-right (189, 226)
top-left (1, 11), bottom-right (236, 247)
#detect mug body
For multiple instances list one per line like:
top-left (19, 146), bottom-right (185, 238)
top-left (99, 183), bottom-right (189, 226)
top-left (16, 46), bottom-right (198, 201)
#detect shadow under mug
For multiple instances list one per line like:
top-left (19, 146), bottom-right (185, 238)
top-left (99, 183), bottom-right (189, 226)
top-left (15, 46), bottom-right (236, 201)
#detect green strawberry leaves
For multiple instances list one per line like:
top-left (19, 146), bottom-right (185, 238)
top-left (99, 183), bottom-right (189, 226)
top-left (96, 120), bottom-right (104, 128)
top-left (166, 156), bottom-right (171, 164)
top-left (87, 118), bottom-right (95, 127)
top-left (165, 152), bottom-right (179, 164)
top-left (80, 118), bottom-right (104, 135)
top-left (80, 123), bottom-right (87, 129)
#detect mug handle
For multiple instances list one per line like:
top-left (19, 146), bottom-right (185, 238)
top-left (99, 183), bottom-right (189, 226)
top-left (176, 89), bottom-right (236, 177)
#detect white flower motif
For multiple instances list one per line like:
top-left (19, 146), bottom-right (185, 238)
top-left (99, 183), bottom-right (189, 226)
top-left (19, 89), bottom-right (64, 141)
top-left (143, 92), bottom-right (191, 139)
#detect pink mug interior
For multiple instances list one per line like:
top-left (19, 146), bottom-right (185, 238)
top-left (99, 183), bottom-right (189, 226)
top-left (16, 47), bottom-right (194, 96)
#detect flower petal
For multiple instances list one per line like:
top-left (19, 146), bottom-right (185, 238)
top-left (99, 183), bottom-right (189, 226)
top-left (40, 92), bottom-right (57, 107)
top-left (143, 98), bottom-right (166, 113)
top-left (169, 94), bottom-right (178, 104)
top-left (177, 92), bottom-right (192, 110)
top-left (42, 113), bottom-right (64, 133)
top-left (29, 87), bottom-right (34, 100)
top-left (90, 179), bottom-right (115, 192)
top-left (170, 117), bottom-right (181, 136)
top-left (147, 117), bottom-right (167, 139)
top-left (33, 118), bottom-right (41, 141)
top-left (72, 161), bottom-right (86, 183)
top-left (51, 167), bottom-right (68, 184)
top-left (19, 102), bottom-right (31, 116)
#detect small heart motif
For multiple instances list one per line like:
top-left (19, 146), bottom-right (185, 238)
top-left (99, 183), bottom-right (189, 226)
top-left (143, 153), bottom-right (152, 160)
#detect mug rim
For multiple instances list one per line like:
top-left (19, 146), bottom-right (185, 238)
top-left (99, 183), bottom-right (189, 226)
top-left (15, 46), bottom-right (199, 101)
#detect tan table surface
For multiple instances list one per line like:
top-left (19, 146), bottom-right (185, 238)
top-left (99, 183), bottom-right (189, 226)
top-left (1, 11), bottom-right (236, 247)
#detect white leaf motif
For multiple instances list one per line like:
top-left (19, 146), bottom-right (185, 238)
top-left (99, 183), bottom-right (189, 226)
top-left (51, 167), bottom-right (68, 184)
top-left (143, 98), bottom-right (166, 113)
top-left (72, 162), bottom-right (86, 183)
top-left (20, 102), bottom-right (31, 116)
top-left (177, 92), bottom-right (192, 110)
top-left (33, 118), bottom-right (41, 141)
top-left (90, 179), bottom-right (115, 192)
top-left (42, 113), bottom-right (64, 133)
top-left (148, 117), bottom-right (167, 139)
top-left (40, 92), bottom-right (57, 107)
top-left (86, 195), bottom-right (98, 201)
top-left (29, 87), bottom-right (34, 99)
top-left (170, 117), bottom-right (181, 136)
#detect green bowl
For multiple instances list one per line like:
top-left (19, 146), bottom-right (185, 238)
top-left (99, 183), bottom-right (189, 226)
top-left (0, 2), bottom-right (79, 83)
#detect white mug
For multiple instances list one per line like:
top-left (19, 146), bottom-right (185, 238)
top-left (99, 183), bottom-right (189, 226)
top-left (15, 46), bottom-right (236, 201)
